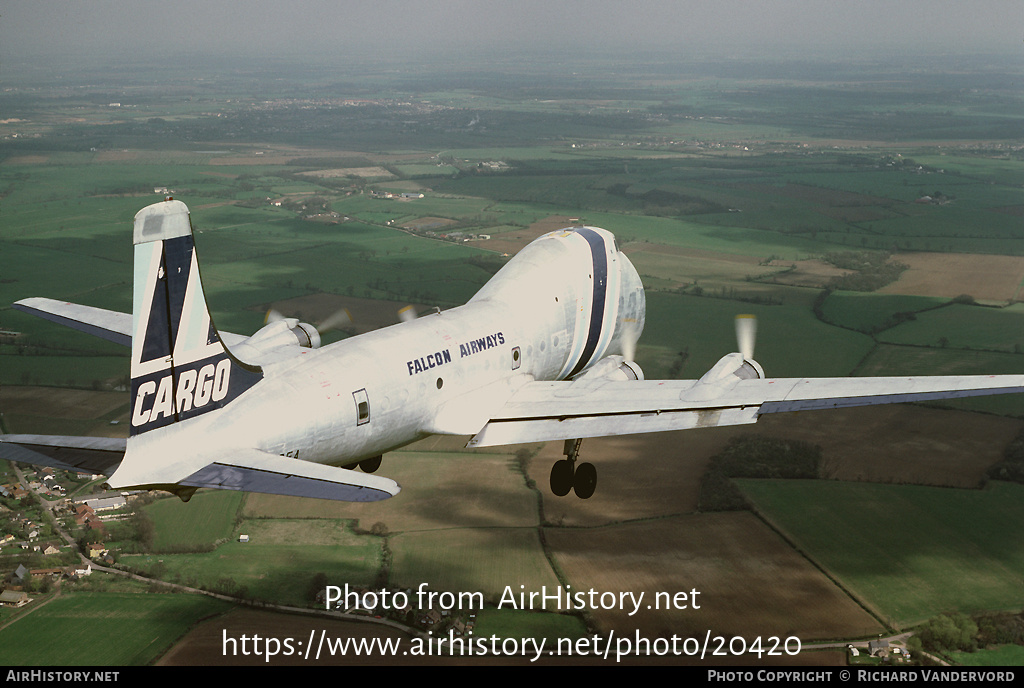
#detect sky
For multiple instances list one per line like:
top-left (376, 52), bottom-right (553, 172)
top-left (1, 0), bottom-right (1022, 66)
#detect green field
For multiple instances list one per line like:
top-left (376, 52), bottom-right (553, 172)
top-left (738, 479), bottom-right (1024, 628)
top-left (950, 644), bottom-right (1024, 666)
top-left (0, 592), bottom-right (233, 666)
top-left (472, 607), bottom-right (588, 644)
top-left (821, 291), bottom-right (948, 333)
top-left (123, 519), bottom-right (383, 606)
top-left (390, 528), bottom-right (560, 601)
top-left (878, 303), bottom-right (1024, 352)
top-left (146, 490), bottom-right (245, 551)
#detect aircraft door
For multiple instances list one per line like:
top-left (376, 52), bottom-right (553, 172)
top-left (353, 388), bottom-right (370, 426)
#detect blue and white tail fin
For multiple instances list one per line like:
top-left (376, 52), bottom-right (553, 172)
top-left (129, 200), bottom-right (262, 435)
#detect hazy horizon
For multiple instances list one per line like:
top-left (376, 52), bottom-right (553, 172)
top-left (2, 0), bottom-right (1022, 71)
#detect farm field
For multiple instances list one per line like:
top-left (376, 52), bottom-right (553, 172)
top-left (145, 490), bottom-right (246, 551)
top-left (739, 480), bottom-right (1024, 628)
top-left (122, 520), bottom-right (383, 606)
top-left (546, 511), bottom-right (884, 641)
top-left (0, 592), bottom-right (233, 666)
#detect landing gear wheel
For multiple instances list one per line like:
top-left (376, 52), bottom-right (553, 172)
top-left (550, 459), bottom-right (575, 497)
top-left (573, 462), bottom-right (597, 499)
top-left (359, 455), bottom-right (382, 473)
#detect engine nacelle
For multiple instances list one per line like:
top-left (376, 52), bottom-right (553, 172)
top-left (229, 318), bottom-right (321, 365)
top-left (698, 352), bottom-right (764, 385)
top-left (571, 355), bottom-right (645, 382)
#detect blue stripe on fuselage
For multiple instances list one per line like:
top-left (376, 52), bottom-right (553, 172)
top-left (566, 228), bottom-right (608, 378)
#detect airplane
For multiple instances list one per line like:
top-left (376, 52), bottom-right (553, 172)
top-left (3, 198), bottom-right (1024, 503)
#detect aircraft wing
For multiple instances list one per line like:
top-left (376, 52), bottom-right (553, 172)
top-left (13, 297), bottom-right (247, 348)
top-left (467, 374), bottom-right (1024, 447)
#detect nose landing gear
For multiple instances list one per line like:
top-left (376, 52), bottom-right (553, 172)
top-left (550, 438), bottom-right (597, 499)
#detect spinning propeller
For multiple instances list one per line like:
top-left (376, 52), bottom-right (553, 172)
top-left (398, 305), bottom-right (417, 323)
top-left (265, 307), bottom-right (353, 334)
top-left (735, 313), bottom-right (757, 361)
top-left (264, 306), bottom-right (353, 349)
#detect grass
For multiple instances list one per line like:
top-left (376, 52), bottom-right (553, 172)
top-left (950, 644), bottom-right (1024, 666)
top-left (821, 291), bottom-right (948, 333)
top-left (472, 607), bottom-right (588, 643)
top-left (0, 592), bottom-right (233, 666)
top-left (878, 303), bottom-right (1024, 353)
top-left (123, 520), bottom-right (383, 606)
top-left (146, 491), bottom-right (245, 551)
top-left (389, 528), bottom-right (560, 602)
top-left (641, 291), bottom-right (875, 379)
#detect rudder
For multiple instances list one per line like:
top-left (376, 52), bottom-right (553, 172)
top-left (129, 200), bottom-right (261, 435)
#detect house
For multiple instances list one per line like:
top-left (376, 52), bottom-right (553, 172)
top-left (67, 563), bottom-right (92, 578)
top-left (82, 496), bottom-right (126, 512)
top-left (0, 590), bottom-right (29, 607)
top-left (868, 640), bottom-right (890, 657)
top-left (30, 568), bottom-right (62, 580)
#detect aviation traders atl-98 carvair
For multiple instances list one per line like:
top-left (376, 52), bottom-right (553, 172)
top-left (4, 199), bottom-right (1024, 502)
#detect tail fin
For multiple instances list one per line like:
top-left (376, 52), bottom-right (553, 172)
top-left (129, 200), bottom-right (262, 435)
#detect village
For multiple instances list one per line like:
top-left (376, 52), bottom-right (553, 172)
top-left (0, 463), bottom-right (127, 608)
top-left (0, 460), bottom-right (482, 643)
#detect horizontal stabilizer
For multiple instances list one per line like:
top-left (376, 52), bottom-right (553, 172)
top-left (14, 298), bottom-right (132, 347)
top-left (172, 449), bottom-right (400, 502)
top-left (12, 297), bottom-right (248, 349)
top-left (0, 435), bottom-right (126, 476)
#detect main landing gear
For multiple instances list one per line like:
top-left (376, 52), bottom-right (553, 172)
top-left (343, 455), bottom-right (382, 473)
top-left (550, 438), bottom-right (597, 499)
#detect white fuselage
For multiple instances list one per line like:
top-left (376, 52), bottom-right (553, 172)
top-left (206, 226), bottom-right (645, 467)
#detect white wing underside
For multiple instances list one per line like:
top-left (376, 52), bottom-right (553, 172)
top-left (467, 374), bottom-right (1024, 447)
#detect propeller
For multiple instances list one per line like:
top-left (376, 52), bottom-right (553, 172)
top-left (398, 305), bottom-right (417, 323)
top-left (735, 314), bottom-right (757, 361)
top-left (265, 307), bottom-right (353, 334)
top-left (620, 319), bottom-right (640, 363)
top-left (317, 308), bottom-right (353, 332)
